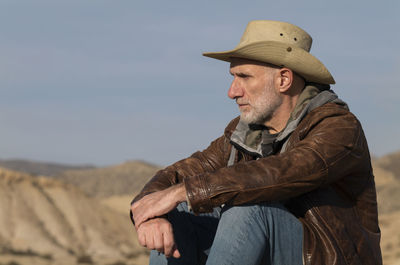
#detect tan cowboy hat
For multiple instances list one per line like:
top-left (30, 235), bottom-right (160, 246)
top-left (203, 20), bottom-right (335, 84)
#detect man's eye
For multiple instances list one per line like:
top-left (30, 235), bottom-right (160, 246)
top-left (238, 74), bottom-right (250, 78)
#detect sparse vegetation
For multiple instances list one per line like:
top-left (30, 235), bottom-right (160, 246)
top-left (7, 261), bottom-right (21, 265)
top-left (0, 261), bottom-right (22, 265)
top-left (124, 248), bottom-right (149, 259)
top-left (107, 261), bottom-right (127, 265)
top-left (77, 255), bottom-right (93, 264)
top-left (1, 247), bottom-right (52, 260)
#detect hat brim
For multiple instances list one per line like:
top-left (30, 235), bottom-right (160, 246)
top-left (203, 41), bottom-right (335, 85)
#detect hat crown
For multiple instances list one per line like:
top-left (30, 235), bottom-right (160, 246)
top-left (202, 20), bottom-right (335, 84)
top-left (238, 20), bottom-right (313, 52)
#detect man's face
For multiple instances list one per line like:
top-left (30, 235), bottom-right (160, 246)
top-left (228, 58), bottom-right (283, 125)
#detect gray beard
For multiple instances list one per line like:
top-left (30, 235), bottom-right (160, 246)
top-left (240, 94), bottom-right (282, 125)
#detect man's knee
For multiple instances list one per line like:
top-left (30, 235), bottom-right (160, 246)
top-left (220, 202), bottom-right (288, 221)
top-left (217, 202), bottom-right (302, 236)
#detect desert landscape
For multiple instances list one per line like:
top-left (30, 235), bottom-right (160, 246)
top-left (0, 152), bottom-right (399, 265)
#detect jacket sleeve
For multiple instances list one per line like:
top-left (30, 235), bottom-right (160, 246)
top-left (131, 133), bottom-right (232, 205)
top-left (184, 106), bottom-right (369, 213)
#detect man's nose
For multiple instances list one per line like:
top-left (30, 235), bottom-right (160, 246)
top-left (228, 78), bottom-right (244, 99)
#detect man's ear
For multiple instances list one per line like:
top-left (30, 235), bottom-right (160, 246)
top-left (276, 68), bottom-right (293, 93)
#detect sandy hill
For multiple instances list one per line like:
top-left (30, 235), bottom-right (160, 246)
top-left (0, 159), bottom-right (94, 177)
top-left (373, 151), bottom-right (400, 265)
top-left (0, 167), bottom-right (148, 265)
top-left (375, 152), bottom-right (400, 181)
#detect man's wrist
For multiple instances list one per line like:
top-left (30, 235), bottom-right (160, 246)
top-left (137, 215), bottom-right (168, 228)
top-left (173, 183), bottom-right (187, 203)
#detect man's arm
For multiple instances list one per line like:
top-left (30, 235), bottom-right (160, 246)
top-left (131, 128), bottom-right (233, 206)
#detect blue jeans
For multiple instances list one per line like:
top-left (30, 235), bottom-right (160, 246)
top-left (149, 202), bottom-right (303, 265)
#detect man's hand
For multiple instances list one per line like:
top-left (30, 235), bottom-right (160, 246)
top-left (137, 218), bottom-right (181, 258)
top-left (131, 183), bottom-right (187, 228)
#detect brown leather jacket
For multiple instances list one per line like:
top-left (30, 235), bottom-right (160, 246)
top-left (133, 100), bottom-right (382, 265)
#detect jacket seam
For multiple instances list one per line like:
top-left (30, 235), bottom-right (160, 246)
top-left (305, 198), bottom-right (351, 265)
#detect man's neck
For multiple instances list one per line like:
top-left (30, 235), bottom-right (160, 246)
top-left (263, 95), bottom-right (299, 134)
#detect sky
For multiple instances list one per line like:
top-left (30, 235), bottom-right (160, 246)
top-left (0, 0), bottom-right (399, 166)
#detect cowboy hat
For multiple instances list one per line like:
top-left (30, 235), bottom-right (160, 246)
top-left (203, 20), bottom-right (335, 84)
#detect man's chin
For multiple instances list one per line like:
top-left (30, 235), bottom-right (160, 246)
top-left (240, 112), bottom-right (269, 125)
top-left (240, 113), bottom-right (258, 124)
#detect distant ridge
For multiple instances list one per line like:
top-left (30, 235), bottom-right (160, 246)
top-left (56, 160), bottom-right (161, 198)
top-left (0, 159), bottom-right (94, 177)
top-left (0, 159), bottom-right (161, 198)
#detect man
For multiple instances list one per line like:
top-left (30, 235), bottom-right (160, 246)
top-left (130, 20), bottom-right (382, 265)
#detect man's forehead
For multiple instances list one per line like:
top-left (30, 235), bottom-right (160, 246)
top-left (229, 57), bottom-right (268, 68)
top-left (230, 57), bottom-right (280, 68)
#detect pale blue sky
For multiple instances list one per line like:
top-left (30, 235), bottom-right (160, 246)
top-left (0, 0), bottom-right (399, 166)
